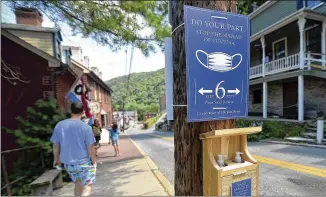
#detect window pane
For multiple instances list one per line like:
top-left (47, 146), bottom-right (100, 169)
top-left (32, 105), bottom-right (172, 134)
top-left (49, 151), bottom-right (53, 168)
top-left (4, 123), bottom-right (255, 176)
top-left (306, 0), bottom-right (322, 8)
top-left (274, 40), bottom-right (286, 60)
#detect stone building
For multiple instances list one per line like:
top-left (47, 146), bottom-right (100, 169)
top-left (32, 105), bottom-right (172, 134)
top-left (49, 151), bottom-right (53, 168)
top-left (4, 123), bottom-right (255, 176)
top-left (248, 1), bottom-right (326, 121)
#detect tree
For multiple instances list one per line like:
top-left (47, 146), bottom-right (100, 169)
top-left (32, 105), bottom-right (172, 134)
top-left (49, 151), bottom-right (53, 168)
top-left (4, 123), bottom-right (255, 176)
top-left (5, 0), bottom-right (171, 56)
top-left (237, 0), bottom-right (267, 15)
top-left (171, 1), bottom-right (236, 195)
top-left (2, 99), bottom-right (69, 195)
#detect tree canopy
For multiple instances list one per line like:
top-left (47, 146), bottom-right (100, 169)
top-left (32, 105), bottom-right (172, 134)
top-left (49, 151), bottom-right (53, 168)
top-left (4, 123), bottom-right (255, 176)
top-left (5, 0), bottom-right (267, 55)
top-left (5, 0), bottom-right (171, 56)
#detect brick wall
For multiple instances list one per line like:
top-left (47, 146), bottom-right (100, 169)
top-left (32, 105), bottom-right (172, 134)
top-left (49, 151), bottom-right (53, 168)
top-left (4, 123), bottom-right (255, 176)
top-left (56, 72), bottom-right (77, 110)
top-left (304, 77), bottom-right (326, 115)
top-left (85, 75), bottom-right (113, 128)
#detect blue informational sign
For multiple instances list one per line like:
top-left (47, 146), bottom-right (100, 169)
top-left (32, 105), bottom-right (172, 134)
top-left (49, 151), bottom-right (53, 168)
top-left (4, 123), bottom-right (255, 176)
top-left (184, 6), bottom-right (250, 122)
top-left (231, 178), bottom-right (252, 196)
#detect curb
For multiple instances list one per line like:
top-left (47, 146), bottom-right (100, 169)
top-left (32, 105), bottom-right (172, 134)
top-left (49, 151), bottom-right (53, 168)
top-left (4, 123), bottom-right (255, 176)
top-left (260, 140), bottom-right (326, 149)
top-left (126, 132), bottom-right (175, 196)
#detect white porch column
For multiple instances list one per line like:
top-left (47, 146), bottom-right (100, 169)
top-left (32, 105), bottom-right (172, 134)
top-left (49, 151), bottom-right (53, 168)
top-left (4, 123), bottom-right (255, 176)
top-left (298, 17), bottom-right (306, 69)
top-left (298, 75), bottom-right (304, 121)
top-left (263, 82), bottom-right (268, 119)
top-left (322, 21), bottom-right (326, 67)
top-left (261, 36), bottom-right (266, 77)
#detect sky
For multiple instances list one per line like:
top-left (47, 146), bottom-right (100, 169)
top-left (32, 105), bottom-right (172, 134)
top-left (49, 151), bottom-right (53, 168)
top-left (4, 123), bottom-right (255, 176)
top-left (1, 2), bottom-right (166, 81)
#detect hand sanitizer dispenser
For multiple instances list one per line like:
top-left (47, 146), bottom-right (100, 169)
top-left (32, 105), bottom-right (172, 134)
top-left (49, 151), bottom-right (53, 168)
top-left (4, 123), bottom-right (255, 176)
top-left (217, 154), bottom-right (225, 167)
top-left (235, 152), bottom-right (243, 163)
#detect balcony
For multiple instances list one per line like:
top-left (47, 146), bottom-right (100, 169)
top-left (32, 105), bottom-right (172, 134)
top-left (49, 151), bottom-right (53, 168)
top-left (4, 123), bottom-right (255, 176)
top-left (250, 52), bottom-right (326, 79)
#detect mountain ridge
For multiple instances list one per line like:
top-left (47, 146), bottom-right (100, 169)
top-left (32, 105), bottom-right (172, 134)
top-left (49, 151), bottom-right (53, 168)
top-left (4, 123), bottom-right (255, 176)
top-left (106, 68), bottom-right (165, 120)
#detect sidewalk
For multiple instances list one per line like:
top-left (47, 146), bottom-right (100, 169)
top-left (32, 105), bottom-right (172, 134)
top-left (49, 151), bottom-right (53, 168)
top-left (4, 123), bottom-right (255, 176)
top-left (53, 133), bottom-right (168, 196)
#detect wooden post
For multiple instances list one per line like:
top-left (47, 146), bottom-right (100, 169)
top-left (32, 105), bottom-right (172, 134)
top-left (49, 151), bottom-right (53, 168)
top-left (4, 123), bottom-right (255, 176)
top-left (171, 0), bottom-right (237, 195)
top-left (2, 155), bottom-right (12, 196)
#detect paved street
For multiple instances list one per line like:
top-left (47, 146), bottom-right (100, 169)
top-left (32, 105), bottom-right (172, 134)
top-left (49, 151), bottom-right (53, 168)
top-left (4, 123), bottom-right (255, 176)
top-left (54, 133), bottom-right (167, 196)
top-left (127, 126), bottom-right (326, 196)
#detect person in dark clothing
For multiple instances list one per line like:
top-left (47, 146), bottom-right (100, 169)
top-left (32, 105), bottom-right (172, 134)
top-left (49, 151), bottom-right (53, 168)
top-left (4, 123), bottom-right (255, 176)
top-left (92, 119), bottom-right (102, 156)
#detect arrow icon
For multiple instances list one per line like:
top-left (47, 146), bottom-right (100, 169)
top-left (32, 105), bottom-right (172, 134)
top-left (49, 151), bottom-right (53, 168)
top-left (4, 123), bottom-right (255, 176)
top-left (227, 88), bottom-right (240, 95)
top-left (198, 87), bottom-right (213, 95)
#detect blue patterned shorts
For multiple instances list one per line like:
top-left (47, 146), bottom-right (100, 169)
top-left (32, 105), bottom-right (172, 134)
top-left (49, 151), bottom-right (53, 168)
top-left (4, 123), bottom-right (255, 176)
top-left (64, 160), bottom-right (96, 185)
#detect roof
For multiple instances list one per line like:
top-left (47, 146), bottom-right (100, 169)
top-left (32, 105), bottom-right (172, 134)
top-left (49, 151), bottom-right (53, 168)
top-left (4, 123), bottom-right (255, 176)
top-left (250, 8), bottom-right (326, 42)
top-left (71, 59), bottom-right (113, 93)
top-left (1, 23), bottom-right (62, 41)
top-left (88, 70), bottom-right (113, 93)
top-left (248, 1), bottom-right (276, 19)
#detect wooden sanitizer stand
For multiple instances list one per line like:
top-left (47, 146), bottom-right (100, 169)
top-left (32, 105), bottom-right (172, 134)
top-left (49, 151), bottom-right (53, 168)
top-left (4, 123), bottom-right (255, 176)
top-left (200, 126), bottom-right (262, 196)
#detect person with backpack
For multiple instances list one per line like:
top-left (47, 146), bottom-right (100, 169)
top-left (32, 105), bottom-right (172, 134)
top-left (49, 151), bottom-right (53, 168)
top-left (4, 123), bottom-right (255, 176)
top-left (109, 123), bottom-right (120, 156)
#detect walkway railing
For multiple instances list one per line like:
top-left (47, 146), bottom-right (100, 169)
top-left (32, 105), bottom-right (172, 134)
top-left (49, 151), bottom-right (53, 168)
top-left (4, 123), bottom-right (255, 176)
top-left (1, 145), bottom-right (45, 196)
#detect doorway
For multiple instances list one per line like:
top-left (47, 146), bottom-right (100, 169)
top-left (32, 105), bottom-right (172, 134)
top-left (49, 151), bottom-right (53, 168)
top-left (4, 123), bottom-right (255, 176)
top-left (283, 82), bottom-right (298, 119)
top-left (101, 114), bottom-right (107, 129)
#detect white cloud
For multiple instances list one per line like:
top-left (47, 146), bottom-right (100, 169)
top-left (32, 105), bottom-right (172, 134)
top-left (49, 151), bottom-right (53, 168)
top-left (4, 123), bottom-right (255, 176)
top-left (1, 2), bottom-right (165, 81)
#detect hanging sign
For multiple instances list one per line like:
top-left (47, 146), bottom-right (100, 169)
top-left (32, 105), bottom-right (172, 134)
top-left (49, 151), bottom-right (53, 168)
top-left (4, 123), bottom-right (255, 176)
top-left (184, 6), bottom-right (250, 122)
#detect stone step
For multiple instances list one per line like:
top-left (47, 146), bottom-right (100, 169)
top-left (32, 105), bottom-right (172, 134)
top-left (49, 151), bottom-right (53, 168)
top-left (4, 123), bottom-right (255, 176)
top-left (284, 137), bottom-right (326, 145)
top-left (303, 132), bottom-right (317, 139)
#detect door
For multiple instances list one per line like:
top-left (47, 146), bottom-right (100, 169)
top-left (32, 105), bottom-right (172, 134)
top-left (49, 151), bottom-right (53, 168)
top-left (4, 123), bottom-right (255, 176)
top-left (101, 114), bottom-right (107, 129)
top-left (283, 82), bottom-right (298, 119)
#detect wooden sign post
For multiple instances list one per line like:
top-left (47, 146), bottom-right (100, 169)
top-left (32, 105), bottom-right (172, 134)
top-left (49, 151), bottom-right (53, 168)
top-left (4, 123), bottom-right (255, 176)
top-left (200, 127), bottom-right (261, 196)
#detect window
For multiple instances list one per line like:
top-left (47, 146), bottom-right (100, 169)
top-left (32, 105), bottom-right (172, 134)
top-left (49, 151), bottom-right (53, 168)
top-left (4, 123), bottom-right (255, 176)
top-left (94, 84), bottom-right (98, 101)
top-left (98, 87), bottom-right (102, 102)
top-left (42, 76), bottom-right (51, 85)
top-left (305, 0), bottom-right (323, 8)
top-left (306, 25), bottom-right (322, 54)
top-left (252, 90), bottom-right (262, 104)
top-left (273, 37), bottom-right (287, 60)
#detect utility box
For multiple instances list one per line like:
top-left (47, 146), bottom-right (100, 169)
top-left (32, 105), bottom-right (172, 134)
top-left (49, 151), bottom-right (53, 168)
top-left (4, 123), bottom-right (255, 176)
top-left (200, 127), bottom-right (262, 196)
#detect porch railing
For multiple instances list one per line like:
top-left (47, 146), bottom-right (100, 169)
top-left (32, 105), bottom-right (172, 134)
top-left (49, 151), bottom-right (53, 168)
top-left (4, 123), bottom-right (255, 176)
top-left (250, 53), bottom-right (300, 79)
top-left (1, 145), bottom-right (45, 196)
top-left (305, 52), bottom-right (326, 69)
top-left (249, 64), bottom-right (262, 79)
top-left (265, 53), bottom-right (300, 75)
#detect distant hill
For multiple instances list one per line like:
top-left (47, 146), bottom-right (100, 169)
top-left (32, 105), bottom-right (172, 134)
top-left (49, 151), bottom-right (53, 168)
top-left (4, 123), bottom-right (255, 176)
top-left (106, 68), bottom-right (165, 120)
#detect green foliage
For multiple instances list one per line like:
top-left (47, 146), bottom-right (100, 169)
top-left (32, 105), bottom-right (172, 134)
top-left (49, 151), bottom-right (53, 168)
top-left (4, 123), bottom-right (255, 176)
top-left (5, 0), bottom-right (171, 56)
top-left (237, 0), bottom-right (267, 15)
top-left (2, 99), bottom-right (69, 196)
top-left (107, 68), bottom-right (164, 120)
top-left (143, 112), bottom-right (163, 129)
top-left (236, 119), bottom-right (306, 141)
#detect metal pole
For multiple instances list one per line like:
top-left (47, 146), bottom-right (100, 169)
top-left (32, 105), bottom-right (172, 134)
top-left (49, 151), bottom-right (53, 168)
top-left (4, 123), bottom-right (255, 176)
top-left (2, 155), bottom-right (12, 196)
top-left (122, 103), bottom-right (125, 132)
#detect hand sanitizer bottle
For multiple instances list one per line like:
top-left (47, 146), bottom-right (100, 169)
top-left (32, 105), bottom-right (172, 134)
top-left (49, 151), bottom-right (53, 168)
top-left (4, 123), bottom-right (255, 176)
top-left (217, 154), bottom-right (224, 167)
top-left (235, 152), bottom-right (243, 163)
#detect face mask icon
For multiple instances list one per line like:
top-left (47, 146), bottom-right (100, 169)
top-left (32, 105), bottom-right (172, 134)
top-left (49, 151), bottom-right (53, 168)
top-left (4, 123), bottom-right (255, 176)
top-left (196, 50), bottom-right (242, 72)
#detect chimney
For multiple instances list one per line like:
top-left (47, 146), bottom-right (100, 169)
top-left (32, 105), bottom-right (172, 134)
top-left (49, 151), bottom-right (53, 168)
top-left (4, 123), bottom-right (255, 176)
top-left (15, 7), bottom-right (43, 26)
top-left (84, 56), bottom-right (90, 68)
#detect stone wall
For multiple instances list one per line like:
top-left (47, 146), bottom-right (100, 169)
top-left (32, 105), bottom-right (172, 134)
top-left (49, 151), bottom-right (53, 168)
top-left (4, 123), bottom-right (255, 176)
top-left (248, 82), bottom-right (283, 116)
top-left (304, 77), bottom-right (326, 115)
top-left (267, 83), bottom-right (283, 116)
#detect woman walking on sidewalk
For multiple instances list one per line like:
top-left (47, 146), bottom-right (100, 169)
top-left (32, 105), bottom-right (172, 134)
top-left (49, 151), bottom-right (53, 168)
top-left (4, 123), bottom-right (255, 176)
top-left (92, 119), bottom-right (102, 156)
top-left (109, 123), bottom-right (120, 156)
